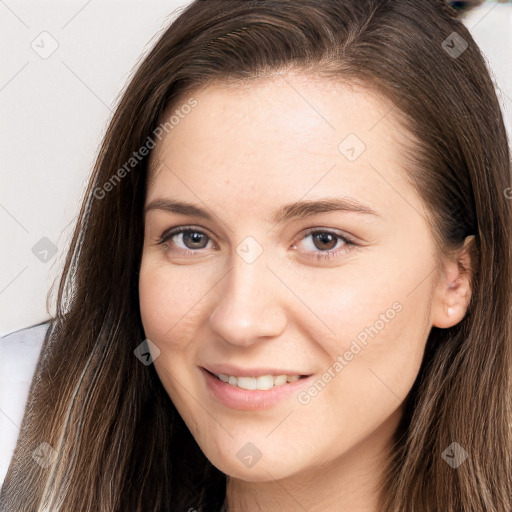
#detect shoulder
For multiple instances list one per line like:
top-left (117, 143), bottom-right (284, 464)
top-left (0, 321), bottom-right (52, 484)
top-left (0, 320), bottom-right (52, 404)
top-left (1, 321), bottom-right (51, 373)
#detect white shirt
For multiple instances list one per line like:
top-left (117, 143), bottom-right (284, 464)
top-left (0, 321), bottom-right (50, 485)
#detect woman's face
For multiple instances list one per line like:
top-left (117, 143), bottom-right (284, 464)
top-left (139, 74), bottom-right (457, 482)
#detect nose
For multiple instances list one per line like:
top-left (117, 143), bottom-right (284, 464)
top-left (209, 252), bottom-right (287, 347)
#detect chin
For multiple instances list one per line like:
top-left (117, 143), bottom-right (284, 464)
top-left (202, 440), bottom-right (307, 482)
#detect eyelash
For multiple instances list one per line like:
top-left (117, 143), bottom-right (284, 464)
top-left (156, 226), bottom-right (357, 261)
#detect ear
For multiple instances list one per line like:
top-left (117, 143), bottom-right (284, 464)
top-left (431, 235), bottom-right (475, 329)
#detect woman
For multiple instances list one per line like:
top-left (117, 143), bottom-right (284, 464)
top-left (1, 0), bottom-right (510, 510)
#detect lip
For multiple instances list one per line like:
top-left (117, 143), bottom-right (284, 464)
top-left (202, 364), bottom-right (311, 378)
top-left (200, 367), bottom-right (315, 411)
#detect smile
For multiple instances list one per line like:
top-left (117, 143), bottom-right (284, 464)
top-left (201, 368), bottom-right (314, 410)
top-left (214, 373), bottom-right (306, 390)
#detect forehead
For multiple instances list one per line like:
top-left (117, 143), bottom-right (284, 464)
top-left (145, 73), bottom-right (416, 218)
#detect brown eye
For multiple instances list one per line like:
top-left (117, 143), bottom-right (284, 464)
top-left (292, 229), bottom-right (357, 262)
top-left (311, 232), bottom-right (338, 251)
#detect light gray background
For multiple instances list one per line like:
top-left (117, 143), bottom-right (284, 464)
top-left (0, 2), bottom-right (511, 334)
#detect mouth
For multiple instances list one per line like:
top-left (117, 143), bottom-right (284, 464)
top-left (203, 368), bottom-right (310, 391)
top-left (200, 367), bottom-right (314, 410)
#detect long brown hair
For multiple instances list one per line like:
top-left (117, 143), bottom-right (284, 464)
top-left (2, 0), bottom-right (511, 510)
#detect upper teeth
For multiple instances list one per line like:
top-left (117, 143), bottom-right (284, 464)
top-left (216, 374), bottom-right (301, 390)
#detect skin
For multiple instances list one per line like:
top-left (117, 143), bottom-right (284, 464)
top-left (138, 72), bottom-right (472, 512)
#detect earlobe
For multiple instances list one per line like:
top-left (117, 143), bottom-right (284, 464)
top-left (431, 235), bottom-right (475, 329)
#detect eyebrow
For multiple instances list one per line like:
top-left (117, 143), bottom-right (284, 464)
top-left (145, 196), bottom-right (382, 224)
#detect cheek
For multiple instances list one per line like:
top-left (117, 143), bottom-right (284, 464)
top-left (138, 259), bottom-right (206, 348)
top-left (289, 248), bottom-right (433, 405)
top-left (286, 248), bottom-right (431, 347)
top-left (138, 260), bottom-right (206, 411)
